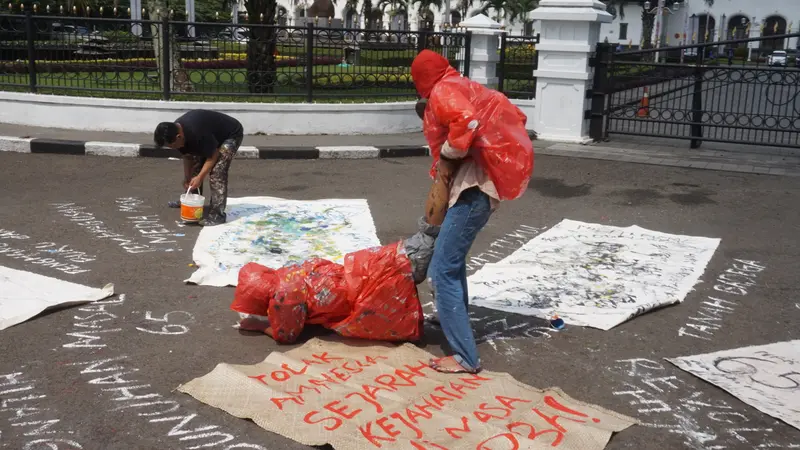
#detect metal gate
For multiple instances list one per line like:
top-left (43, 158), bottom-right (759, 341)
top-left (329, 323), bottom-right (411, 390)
top-left (498, 32), bottom-right (540, 100)
top-left (590, 32), bottom-right (800, 149)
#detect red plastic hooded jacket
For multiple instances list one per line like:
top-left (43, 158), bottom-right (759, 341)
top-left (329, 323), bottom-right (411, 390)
top-left (411, 49), bottom-right (534, 201)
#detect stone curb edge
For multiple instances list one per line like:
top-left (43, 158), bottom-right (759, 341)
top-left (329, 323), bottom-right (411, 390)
top-left (0, 136), bottom-right (431, 159)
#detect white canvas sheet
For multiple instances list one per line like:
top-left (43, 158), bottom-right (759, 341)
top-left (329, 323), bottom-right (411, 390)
top-left (668, 340), bottom-right (800, 431)
top-left (0, 265), bottom-right (114, 330)
top-left (186, 197), bottom-right (380, 287)
top-left (467, 219), bottom-right (720, 330)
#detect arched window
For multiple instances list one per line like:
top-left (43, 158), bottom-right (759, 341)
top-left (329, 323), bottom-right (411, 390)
top-left (762, 15), bottom-right (787, 51)
top-left (695, 14), bottom-right (716, 43)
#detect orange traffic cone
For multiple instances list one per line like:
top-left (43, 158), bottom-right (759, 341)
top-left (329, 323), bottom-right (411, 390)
top-left (637, 87), bottom-right (650, 118)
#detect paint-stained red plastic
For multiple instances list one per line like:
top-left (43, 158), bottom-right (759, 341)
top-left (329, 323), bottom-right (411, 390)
top-left (230, 241), bottom-right (423, 344)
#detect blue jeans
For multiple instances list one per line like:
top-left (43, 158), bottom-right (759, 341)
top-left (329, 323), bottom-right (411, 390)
top-left (428, 187), bottom-right (492, 371)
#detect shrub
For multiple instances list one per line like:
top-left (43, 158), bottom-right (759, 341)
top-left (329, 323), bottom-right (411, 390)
top-left (2, 55), bottom-right (341, 73)
top-left (505, 44), bottom-right (536, 62)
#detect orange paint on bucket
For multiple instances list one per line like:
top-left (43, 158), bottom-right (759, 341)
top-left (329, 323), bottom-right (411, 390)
top-left (180, 191), bottom-right (205, 223)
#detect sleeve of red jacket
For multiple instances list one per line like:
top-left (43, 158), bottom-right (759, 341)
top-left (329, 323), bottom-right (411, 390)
top-left (429, 85), bottom-right (479, 158)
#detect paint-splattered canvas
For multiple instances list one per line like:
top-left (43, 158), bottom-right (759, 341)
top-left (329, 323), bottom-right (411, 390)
top-left (667, 340), bottom-right (800, 431)
top-left (186, 197), bottom-right (380, 287)
top-left (0, 265), bottom-right (114, 330)
top-left (467, 219), bottom-right (720, 330)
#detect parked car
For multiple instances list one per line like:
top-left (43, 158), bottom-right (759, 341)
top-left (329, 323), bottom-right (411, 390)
top-left (51, 23), bottom-right (108, 43)
top-left (768, 50), bottom-right (787, 67)
top-left (217, 27), bottom-right (249, 43)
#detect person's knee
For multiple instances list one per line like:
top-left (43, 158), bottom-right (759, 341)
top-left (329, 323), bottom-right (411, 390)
top-left (429, 258), bottom-right (462, 288)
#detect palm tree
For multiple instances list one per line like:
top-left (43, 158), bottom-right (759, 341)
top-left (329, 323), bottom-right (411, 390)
top-left (505, 0), bottom-right (538, 27)
top-left (456, 0), bottom-right (473, 21)
top-left (243, 0), bottom-right (279, 93)
top-left (378, 0), bottom-right (409, 29)
top-left (479, 0), bottom-right (507, 23)
top-left (411, 0), bottom-right (442, 29)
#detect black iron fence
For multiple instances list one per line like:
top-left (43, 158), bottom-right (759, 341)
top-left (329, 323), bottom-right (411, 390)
top-left (498, 32), bottom-right (539, 100)
top-left (590, 32), bottom-right (800, 149)
top-left (0, 13), bottom-right (540, 103)
top-left (0, 12), bottom-right (472, 102)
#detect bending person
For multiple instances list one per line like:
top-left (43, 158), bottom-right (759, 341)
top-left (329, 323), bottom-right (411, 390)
top-left (412, 49), bottom-right (534, 374)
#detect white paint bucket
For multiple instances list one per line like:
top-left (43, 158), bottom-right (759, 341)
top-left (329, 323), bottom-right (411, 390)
top-left (180, 189), bottom-right (205, 223)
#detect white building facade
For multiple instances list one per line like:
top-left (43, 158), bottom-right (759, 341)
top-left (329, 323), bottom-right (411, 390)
top-left (596, 0), bottom-right (800, 52)
top-left (233, 0), bottom-right (533, 35)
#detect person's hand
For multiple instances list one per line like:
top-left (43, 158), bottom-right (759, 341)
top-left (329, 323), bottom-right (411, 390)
top-left (437, 158), bottom-right (459, 185)
top-left (188, 175), bottom-right (203, 191)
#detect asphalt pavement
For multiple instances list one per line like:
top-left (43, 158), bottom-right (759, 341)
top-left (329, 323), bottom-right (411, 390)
top-left (1, 151), bottom-right (799, 449)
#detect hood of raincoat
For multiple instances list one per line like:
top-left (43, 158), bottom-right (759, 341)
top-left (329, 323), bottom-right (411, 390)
top-left (411, 49), bottom-right (459, 99)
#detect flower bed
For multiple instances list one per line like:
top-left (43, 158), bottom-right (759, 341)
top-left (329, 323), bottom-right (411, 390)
top-left (314, 72), bottom-right (414, 90)
top-left (0, 55), bottom-right (340, 73)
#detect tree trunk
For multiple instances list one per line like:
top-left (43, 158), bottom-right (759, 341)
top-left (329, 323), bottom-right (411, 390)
top-left (641, 9), bottom-right (655, 49)
top-left (245, 1), bottom-right (278, 94)
top-left (147, 0), bottom-right (192, 93)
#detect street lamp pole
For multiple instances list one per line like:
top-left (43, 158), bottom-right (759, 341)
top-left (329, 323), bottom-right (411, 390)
top-left (645, 0), bottom-right (680, 63)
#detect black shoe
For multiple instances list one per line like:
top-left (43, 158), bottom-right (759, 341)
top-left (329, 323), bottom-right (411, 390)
top-left (199, 217), bottom-right (226, 227)
top-left (168, 200), bottom-right (181, 208)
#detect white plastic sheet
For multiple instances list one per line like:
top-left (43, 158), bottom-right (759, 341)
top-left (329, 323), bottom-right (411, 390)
top-left (467, 219), bottom-right (720, 330)
top-left (186, 197), bottom-right (380, 287)
top-left (668, 340), bottom-right (800, 431)
top-left (0, 265), bottom-right (114, 330)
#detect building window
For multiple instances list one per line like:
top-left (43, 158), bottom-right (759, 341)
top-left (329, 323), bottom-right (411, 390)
top-left (619, 23), bottom-right (628, 40)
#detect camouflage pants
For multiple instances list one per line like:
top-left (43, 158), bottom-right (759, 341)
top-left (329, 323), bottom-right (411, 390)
top-left (190, 134), bottom-right (242, 222)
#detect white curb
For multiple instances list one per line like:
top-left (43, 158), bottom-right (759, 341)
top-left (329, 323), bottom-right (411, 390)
top-left (0, 136), bottom-right (33, 153)
top-left (85, 142), bottom-right (141, 157)
top-left (317, 146), bottom-right (381, 159)
top-left (235, 146), bottom-right (260, 159)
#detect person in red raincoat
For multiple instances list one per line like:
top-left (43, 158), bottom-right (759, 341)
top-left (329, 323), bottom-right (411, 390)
top-left (230, 134), bottom-right (460, 345)
top-left (411, 49), bottom-right (533, 373)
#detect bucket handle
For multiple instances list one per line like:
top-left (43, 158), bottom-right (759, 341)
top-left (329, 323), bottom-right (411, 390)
top-left (186, 186), bottom-right (193, 196)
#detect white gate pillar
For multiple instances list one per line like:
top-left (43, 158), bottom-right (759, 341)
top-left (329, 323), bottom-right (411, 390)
top-left (530, 0), bottom-right (611, 143)
top-left (459, 14), bottom-right (503, 88)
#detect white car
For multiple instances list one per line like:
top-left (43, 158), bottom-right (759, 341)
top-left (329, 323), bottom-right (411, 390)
top-left (768, 50), bottom-right (788, 67)
top-left (218, 27), bottom-right (249, 43)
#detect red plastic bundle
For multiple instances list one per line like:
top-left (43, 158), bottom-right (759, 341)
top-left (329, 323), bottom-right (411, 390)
top-left (412, 49), bottom-right (534, 201)
top-left (333, 242), bottom-right (423, 342)
top-left (230, 242), bottom-right (422, 344)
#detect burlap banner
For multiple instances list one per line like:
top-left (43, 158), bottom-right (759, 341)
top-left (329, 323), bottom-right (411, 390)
top-left (178, 339), bottom-right (636, 449)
